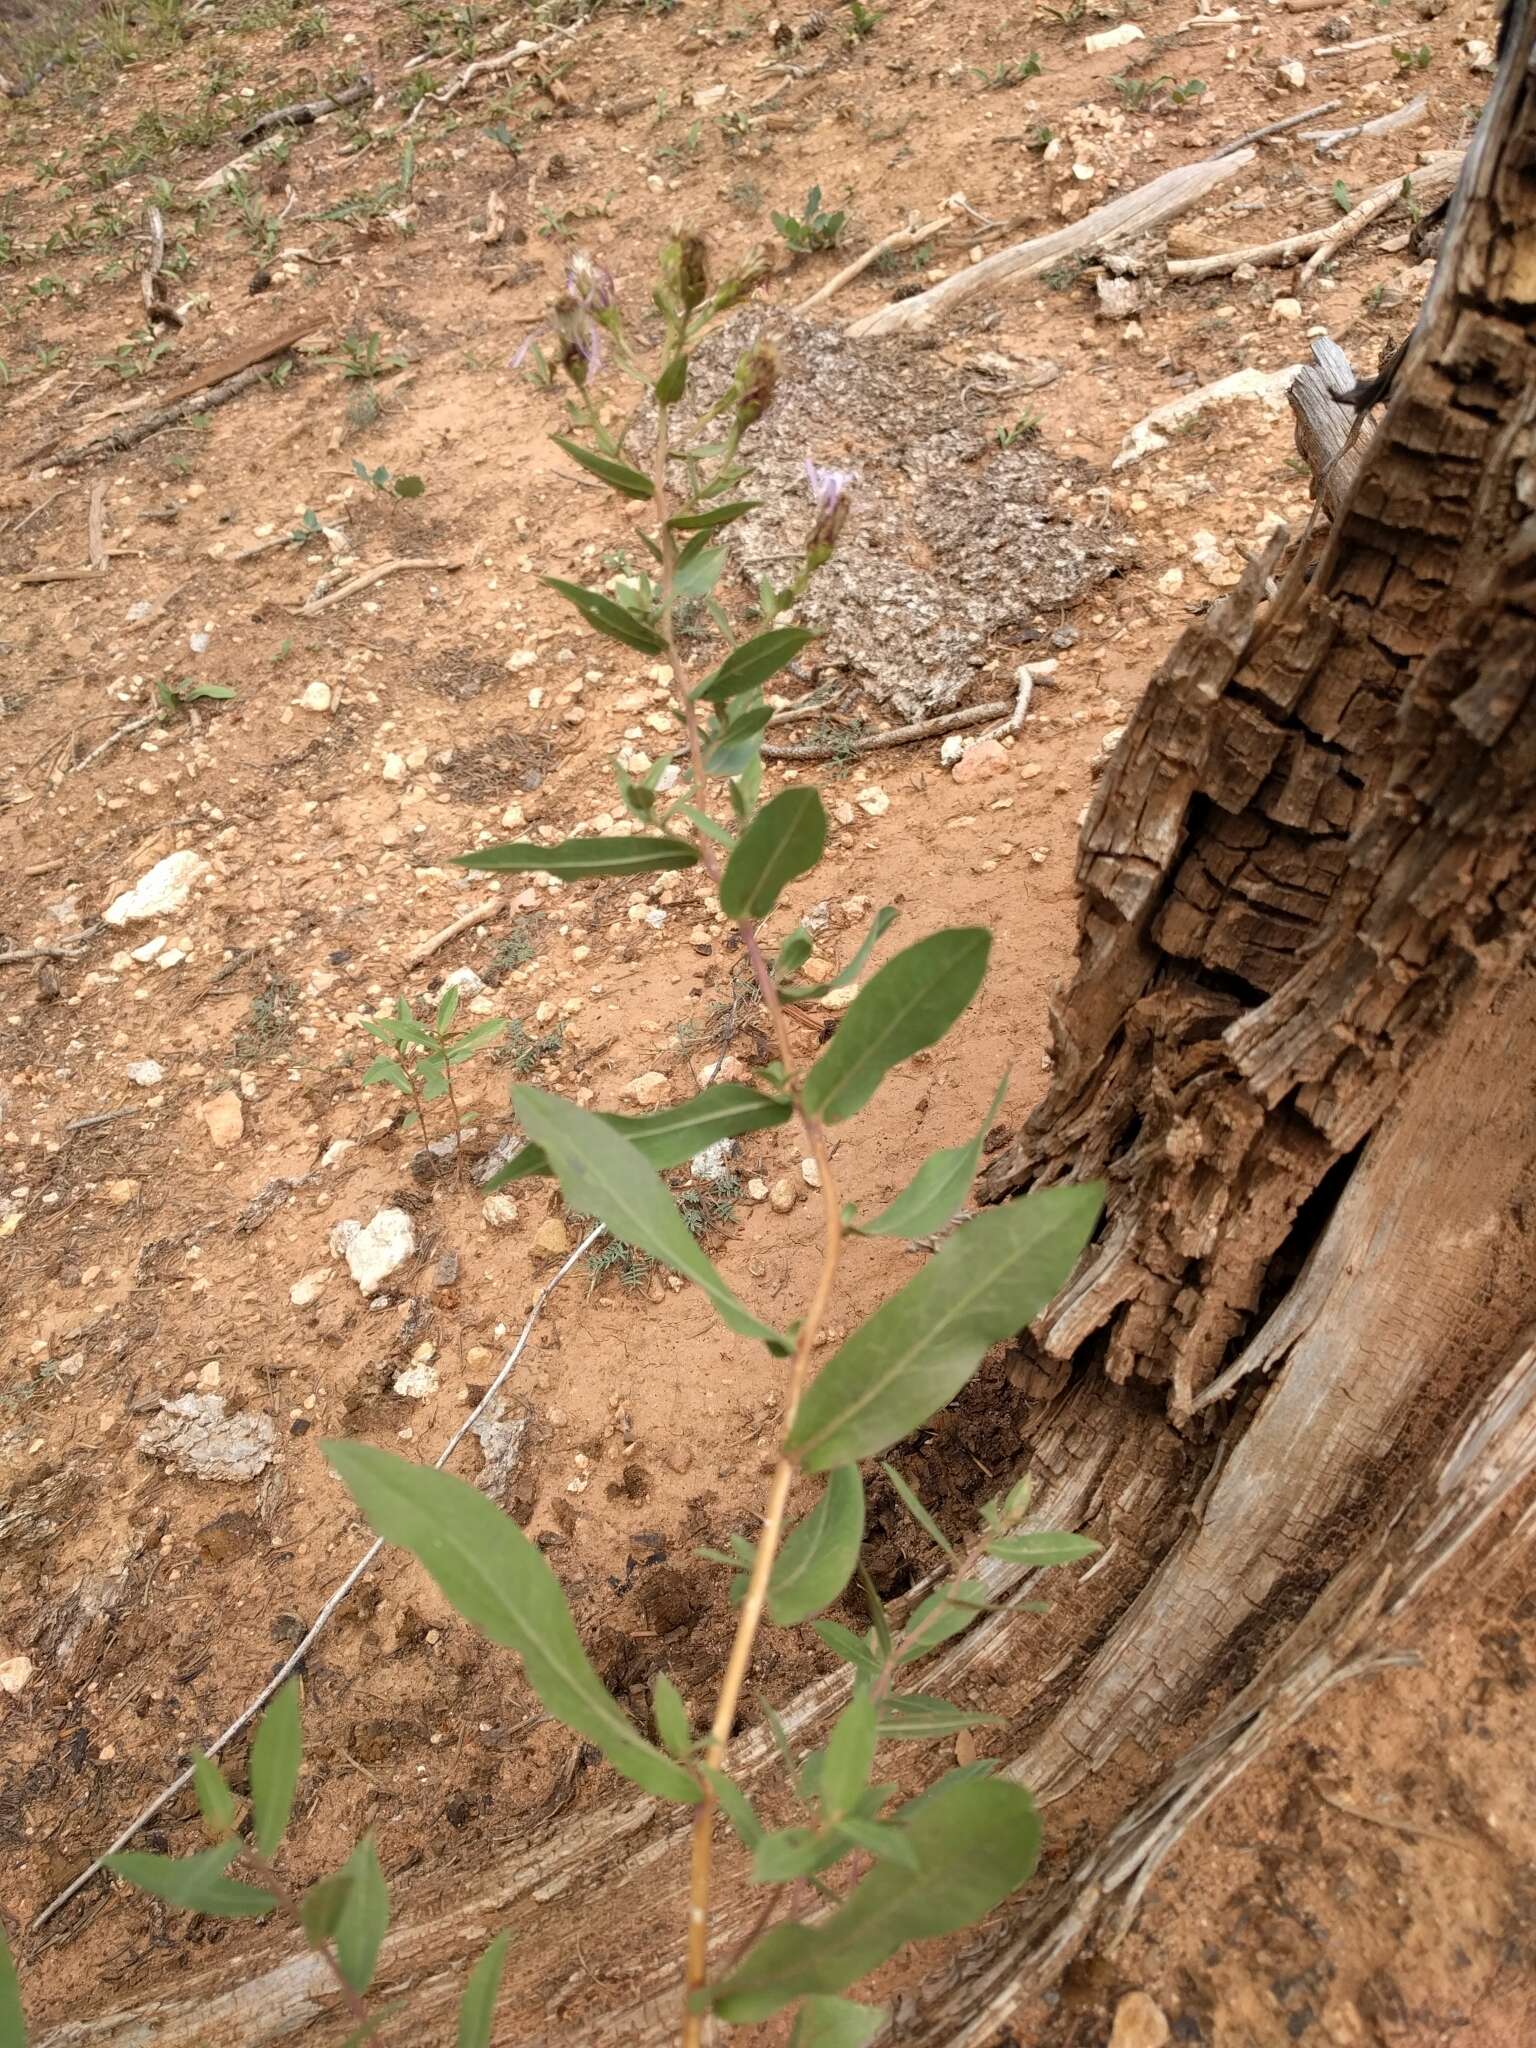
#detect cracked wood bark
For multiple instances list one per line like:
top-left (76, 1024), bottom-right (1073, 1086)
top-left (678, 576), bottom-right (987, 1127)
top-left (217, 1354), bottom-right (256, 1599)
top-left (35, 12), bottom-right (1536, 2047)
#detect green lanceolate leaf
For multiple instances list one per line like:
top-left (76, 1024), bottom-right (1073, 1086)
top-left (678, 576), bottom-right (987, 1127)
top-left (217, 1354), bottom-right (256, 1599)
top-left (879, 1462), bottom-right (956, 1561)
top-left (803, 928), bottom-right (991, 1126)
top-left (456, 834), bottom-right (697, 879)
top-left (753, 1826), bottom-right (849, 1885)
top-left (767, 1465), bottom-right (865, 1626)
top-left (435, 981), bottom-right (461, 1036)
top-left (702, 1765), bottom-right (765, 1849)
top-left (694, 626), bottom-right (818, 709)
top-left (774, 928), bottom-right (815, 980)
top-left (781, 906), bottom-right (899, 1002)
top-left (299, 1872), bottom-right (355, 1944)
top-left (875, 1693), bottom-right (1004, 1741)
top-left (543, 576), bottom-right (666, 654)
top-left (489, 1083), bottom-right (790, 1190)
top-left (857, 1074), bottom-right (1008, 1240)
top-left (666, 498), bottom-right (759, 534)
top-left (550, 435), bottom-right (655, 501)
top-left (812, 1619), bottom-right (881, 1678)
top-left (191, 1748), bottom-right (239, 1840)
top-left (786, 1185), bottom-right (1103, 1470)
top-left (711, 1776), bottom-right (1043, 2021)
top-left (106, 1844), bottom-right (276, 1919)
top-left (0, 1927), bottom-right (26, 2048)
top-left (673, 543), bottom-right (725, 599)
top-left (897, 1582), bottom-right (990, 1664)
top-left (332, 1837), bottom-right (389, 1995)
top-left (248, 1678), bottom-right (302, 1856)
top-left (512, 1087), bottom-right (789, 1354)
top-left (837, 1816), bottom-right (919, 1871)
top-left (457, 1931), bottom-right (511, 2048)
top-left (984, 1530), bottom-right (1101, 1569)
top-left (719, 788), bottom-right (827, 921)
top-left (326, 1441), bottom-right (701, 1805)
top-left (791, 1996), bottom-right (888, 2047)
top-left (652, 1673), bottom-right (692, 1758)
top-left (703, 701), bottom-right (774, 778)
top-left (819, 1689), bottom-right (876, 1822)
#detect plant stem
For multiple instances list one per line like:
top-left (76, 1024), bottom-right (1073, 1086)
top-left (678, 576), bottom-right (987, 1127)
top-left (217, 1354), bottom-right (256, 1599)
top-left (649, 394), bottom-right (847, 2047)
top-left (241, 1850), bottom-right (375, 2034)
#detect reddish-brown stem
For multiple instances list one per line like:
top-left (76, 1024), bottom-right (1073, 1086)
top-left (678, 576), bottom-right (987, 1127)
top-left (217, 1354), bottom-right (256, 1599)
top-left (647, 397), bottom-right (847, 2047)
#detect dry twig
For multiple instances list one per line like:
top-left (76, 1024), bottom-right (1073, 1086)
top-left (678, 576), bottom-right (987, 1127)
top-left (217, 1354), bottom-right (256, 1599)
top-left (762, 699), bottom-right (1011, 761)
top-left (1302, 95), bottom-right (1428, 154)
top-left (403, 898), bottom-right (505, 969)
top-left (290, 555), bottom-right (465, 615)
top-left (796, 211), bottom-right (953, 313)
top-left (236, 76), bottom-right (373, 145)
top-left (1299, 149), bottom-right (1463, 284)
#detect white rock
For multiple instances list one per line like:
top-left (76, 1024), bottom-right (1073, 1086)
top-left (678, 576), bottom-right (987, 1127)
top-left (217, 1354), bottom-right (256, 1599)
top-left (482, 1193), bottom-right (521, 1229)
top-left (1158, 566), bottom-right (1185, 594)
top-left (1085, 22), bottom-right (1143, 50)
top-left (290, 1267), bottom-right (332, 1307)
top-left (623, 1071), bottom-right (671, 1108)
top-left (747, 1176), bottom-right (769, 1201)
top-left (345, 1208), bottom-right (416, 1293)
top-left (381, 752), bottom-right (407, 784)
top-left (320, 1138), bottom-right (356, 1169)
top-left (940, 734), bottom-right (967, 766)
top-left (1466, 36), bottom-right (1494, 69)
top-left (442, 965), bottom-right (487, 996)
top-left (691, 1138), bottom-right (737, 1182)
top-left (801, 1157), bottom-right (822, 1190)
top-left (1270, 296), bottom-right (1303, 322)
top-left (0, 1655), bottom-right (35, 1695)
top-left (298, 681), bottom-right (332, 713)
top-left (126, 1059), bottom-right (164, 1087)
top-left (393, 1362), bottom-right (440, 1400)
top-left (104, 851), bottom-right (208, 927)
top-left (130, 936), bottom-right (166, 963)
top-left (854, 786), bottom-right (890, 817)
top-left (819, 984), bottom-right (859, 1012)
top-left (1276, 57), bottom-right (1306, 89)
top-left (136, 1393), bottom-right (276, 1483)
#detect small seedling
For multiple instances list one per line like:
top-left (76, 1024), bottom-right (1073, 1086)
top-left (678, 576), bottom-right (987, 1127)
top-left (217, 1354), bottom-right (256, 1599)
top-left (1393, 42), bottom-right (1433, 69)
top-left (321, 331), bottom-right (408, 381)
top-left (1025, 122), bottom-right (1055, 152)
top-left (772, 185), bottom-right (847, 256)
top-left (352, 459), bottom-right (426, 498)
top-left (1036, 0), bottom-right (1085, 24)
top-left (1108, 72), bottom-right (1169, 111)
top-left (361, 987), bottom-right (506, 1141)
top-left (1167, 77), bottom-right (1207, 107)
top-left (1331, 178), bottom-right (1353, 214)
top-left (995, 410), bottom-right (1042, 448)
top-left (154, 678), bottom-right (236, 721)
top-left (971, 53), bottom-right (1044, 89)
top-left (847, 0), bottom-right (884, 38)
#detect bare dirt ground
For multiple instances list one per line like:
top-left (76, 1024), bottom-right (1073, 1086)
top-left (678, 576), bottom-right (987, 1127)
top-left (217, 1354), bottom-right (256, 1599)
top-left (2, 0), bottom-right (1531, 2041)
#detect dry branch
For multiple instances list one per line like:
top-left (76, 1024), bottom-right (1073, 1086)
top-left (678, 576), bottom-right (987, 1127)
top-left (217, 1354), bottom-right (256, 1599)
top-left (848, 147), bottom-right (1255, 338)
top-left (190, 134), bottom-right (290, 193)
top-left (1213, 97), bottom-right (1341, 153)
top-left (761, 699), bottom-right (1011, 760)
top-left (402, 37), bottom-right (545, 126)
top-left (1301, 93), bottom-right (1428, 153)
top-left (1299, 148), bottom-right (1462, 283)
top-left (795, 211), bottom-right (952, 312)
top-left (236, 75), bottom-right (373, 145)
top-left (1166, 148), bottom-right (1461, 281)
top-left (288, 555), bottom-right (465, 616)
top-left (403, 898), bottom-right (505, 969)
top-left (138, 205), bottom-right (181, 330)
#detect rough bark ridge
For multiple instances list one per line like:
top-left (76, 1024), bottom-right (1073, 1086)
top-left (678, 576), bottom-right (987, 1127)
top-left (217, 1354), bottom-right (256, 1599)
top-left (980, 22), bottom-right (1536, 1416)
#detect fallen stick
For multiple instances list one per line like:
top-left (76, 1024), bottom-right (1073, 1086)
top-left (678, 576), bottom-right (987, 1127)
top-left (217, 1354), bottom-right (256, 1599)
top-left (403, 38), bottom-right (543, 126)
top-left (29, 1222), bottom-right (605, 1934)
top-left (1114, 365), bottom-right (1300, 469)
top-left (1312, 30), bottom-right (1395, 54)
top-left (848, 146), bottom-right (1255, 338)
top-left (86, 479), bottom-right (107, 572)
top-left (159, 317), bottom-right (320, 408)
top-left (403, 897), bottom-right (505, 969)
top-left (1167, 149), bottom-right (1462, 281)
top-left (796, 211), bottom-right (952, 313)
top-left (16, 548), bottom-right (134, 586)
top-left (0, 938), bottom-right (94, 967)
top-left (1299, 148), bottom-right (1463, 284)
top-left (1301, 95), bottom-right (1428, 154)
top-left (71, 714), bottom-right (157, 771)
top-left (762, 699), bottom-right (1011, 761)
top-left (190, 134), bottom-right (289, 193)
top-left (37, 351), bottom-right (305, 474)
top-left (236, 75), bottom-right (372, 145)
top-left (1214, 98), bottom-right (1341, 155)
top-left (289, 554), bottom-right (465, 615)
top-left (139, 204), bottom-right (181, 330)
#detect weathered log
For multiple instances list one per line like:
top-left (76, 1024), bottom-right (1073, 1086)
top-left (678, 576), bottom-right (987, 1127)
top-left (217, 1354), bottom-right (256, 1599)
top-left (1287, 336), bottom-right (1373, 516)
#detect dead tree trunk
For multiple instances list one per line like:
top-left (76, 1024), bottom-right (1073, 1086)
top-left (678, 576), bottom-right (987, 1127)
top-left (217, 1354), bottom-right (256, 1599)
top-left (36, 12), bottom-right (1536, 2047)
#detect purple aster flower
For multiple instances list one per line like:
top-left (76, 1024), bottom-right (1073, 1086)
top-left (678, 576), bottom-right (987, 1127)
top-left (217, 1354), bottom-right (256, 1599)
top-left (804, 458), bottom-right (855, 563)
top-left (566, 251), bottom-right (616, 314)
